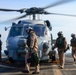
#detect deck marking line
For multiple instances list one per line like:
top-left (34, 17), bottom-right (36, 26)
top-left (52, 65), bottom-right (62, 75)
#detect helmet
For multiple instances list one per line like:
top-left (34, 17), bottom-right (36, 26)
top-left (71, 33), bottom-right (75, 37)
top-left (57, 31), bottom-right (63, 36)
top-left (26, 27), bottom-right (33, 33)
top-left (0, 34), bottom-right (1, 37)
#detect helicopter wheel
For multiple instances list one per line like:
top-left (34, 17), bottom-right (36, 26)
top-left (8, 57), bottom-right (15, 63)
top-left (49, 50), bottom-right (56, 63)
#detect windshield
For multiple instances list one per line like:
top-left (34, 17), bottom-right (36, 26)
top-left (23, 24), bottom-right (45, 36)
top-left (33, 25), bottom-right (45, 36)
top-left (9, 26), bottom-right (23, 37)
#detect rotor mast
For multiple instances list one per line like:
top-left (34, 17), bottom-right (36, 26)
top-left (33, 14), bottom-right (36, 20)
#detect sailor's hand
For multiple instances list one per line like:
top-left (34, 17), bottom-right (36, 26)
top-left (52, 46), bottom-right (55, 51)
top-left (67, 44), bottom-right (70, 49)
top-left (64, 48), bottom-right (67, 53)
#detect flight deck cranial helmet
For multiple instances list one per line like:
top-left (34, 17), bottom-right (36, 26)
top-left (26, 27), bottom-right (33, 34)
top-left (57, 31), bottom-right (63, 37)
top-left (71, 33), bottom-right (76, 38)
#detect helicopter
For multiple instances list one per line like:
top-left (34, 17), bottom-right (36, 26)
top-left (0, 0), bottom-right (76, 62)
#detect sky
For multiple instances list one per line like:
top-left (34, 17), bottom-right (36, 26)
top-left (0, 0), bottom-right (76, 53)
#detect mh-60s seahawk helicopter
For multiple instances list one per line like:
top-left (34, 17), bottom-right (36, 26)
top-left (0, 0), bottom-right (76, 62)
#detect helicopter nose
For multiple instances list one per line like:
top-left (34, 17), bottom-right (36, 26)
top-left (7, 37), bottom-right (20, 50)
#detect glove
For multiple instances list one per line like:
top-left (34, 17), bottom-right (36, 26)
top-left (64, 48), bottom-right (68, 53)
top-left (29, 48), bottom-right (32, 53)
top-left (67, 44), bottom-right (69, 49)
top-left (52, 46), bottom-right (55, 51)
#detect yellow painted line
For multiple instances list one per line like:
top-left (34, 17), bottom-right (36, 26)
top-left (52, 65), bottom-right (62, 75)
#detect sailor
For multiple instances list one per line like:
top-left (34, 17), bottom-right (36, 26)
top-left (0, 34), bottom-right (2, 62)
top-left (22, 27), bottom-right (40, 74)
top-left (53, 31), bottom-right (67, 69)
top-left (70, 33), bottom-right (76, 62)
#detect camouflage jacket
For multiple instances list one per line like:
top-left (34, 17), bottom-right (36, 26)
top-left (70, 38), bottom-right (76, 47)
top-left (27, 31), bottom-right (38, 53)
top-left (55, 37), bottom-right (67, 49)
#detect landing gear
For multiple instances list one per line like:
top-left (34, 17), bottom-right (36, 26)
top-left (49, 50), bottom-right (56, 63)
top-left (8, 57), bottom-right (15, 63)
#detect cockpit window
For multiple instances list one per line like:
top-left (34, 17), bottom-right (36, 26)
top-left (33, 25), bottom-right (45, 36)
top-left (23, 24), bottom-right (45, 36)
top-left (9, 27), bottom-right (23, 37)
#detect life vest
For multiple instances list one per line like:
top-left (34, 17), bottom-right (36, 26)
top-left (56, 37), bottom-right (65, 48)
top-left (27, 35), bottom-right (31, 47)
top-left (27, 32), bottom-right (38, 49)
top-left (71, 38), bottom-right (76, 47)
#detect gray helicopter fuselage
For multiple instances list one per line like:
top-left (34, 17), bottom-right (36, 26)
top-left (4, 20), bottom-right (52, 61)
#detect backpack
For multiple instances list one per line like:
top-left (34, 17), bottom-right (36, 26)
top-left (71, 38), bottom-right (76, 46)
top-left (56, 37), bottom-right (65, 48)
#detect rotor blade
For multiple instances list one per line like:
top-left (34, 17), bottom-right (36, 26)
top-left (0, 14), bottom-right (27, 24)
top-left (10, 14), bottom-right (27, 20)
top-left (0, 8), bottom-right (27, 13)
top-left (43, 0), bottom-right (74, 9)
top-left (49, 13), bottom-right (76, 17)
top-left (0, 8), bottom-right (20, 12)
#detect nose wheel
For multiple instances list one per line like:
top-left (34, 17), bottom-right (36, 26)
top-left (49, 50), bottom-right (57, 63)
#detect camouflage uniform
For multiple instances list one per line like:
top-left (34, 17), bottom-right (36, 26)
top-left (54, 35), bottom-right (67, 69)
top-left (25, 31), bottom-right (40, 73)
top-left (70, 37), bottom-right (76, 61)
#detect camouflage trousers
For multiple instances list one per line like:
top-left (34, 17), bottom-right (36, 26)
top-left (58, 49), bottom-right (65, 67)
top-left (25, 52), bottom-right (40, 72)
top-left (72, 48), bottom-right (76, 59)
